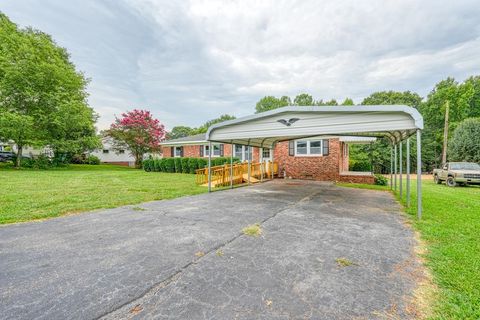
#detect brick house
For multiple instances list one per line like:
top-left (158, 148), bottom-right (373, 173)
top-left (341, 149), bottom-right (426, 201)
top-left (161, 133), bottom-right (375, 184)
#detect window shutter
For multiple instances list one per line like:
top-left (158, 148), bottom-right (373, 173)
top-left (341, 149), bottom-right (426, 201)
top-left (219, 144), bottom-right (224, 156)
top-left (322, 139), bottom-right (329, 156)
top-left (170, 147), bottom-right (174, 157)
top-left (289, 141), bottom-right (295, 156)
top-left (180, 146), bottom-right (184, 157)
top-left (199, 145), bottom-right (204, 157)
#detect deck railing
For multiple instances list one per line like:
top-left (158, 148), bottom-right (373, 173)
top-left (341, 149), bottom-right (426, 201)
top-left (195, 161), bottom-right (278, 187)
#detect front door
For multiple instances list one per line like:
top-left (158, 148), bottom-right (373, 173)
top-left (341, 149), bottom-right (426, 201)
top-left (262, 148), bottom-right (272, 162)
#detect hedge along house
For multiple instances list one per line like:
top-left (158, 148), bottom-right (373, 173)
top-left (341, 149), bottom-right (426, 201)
top-left (206, 105), bottom-right (424, 219)
top-left (160, 133), bottom-right (377, 183)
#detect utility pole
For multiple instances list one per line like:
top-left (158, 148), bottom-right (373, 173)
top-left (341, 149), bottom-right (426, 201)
top-left (441, 100), bottom-right (449, 165)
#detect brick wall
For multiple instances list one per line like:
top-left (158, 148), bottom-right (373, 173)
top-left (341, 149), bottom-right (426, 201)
top-left (162, 146), bottom-right (172, 157)
top-left (339, 142), bottom-right (349, 172)
top-left (338, 174), bottom-right (375, 184)
top-left (274, 139), bottom-right (342, 181)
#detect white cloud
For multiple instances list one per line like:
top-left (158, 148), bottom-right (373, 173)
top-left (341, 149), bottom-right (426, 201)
top-left (2, 0), bottom-right (480, 130)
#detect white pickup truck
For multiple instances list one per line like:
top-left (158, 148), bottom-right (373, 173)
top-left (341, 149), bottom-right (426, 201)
top-left (433, 162), bottom-right (480, 187)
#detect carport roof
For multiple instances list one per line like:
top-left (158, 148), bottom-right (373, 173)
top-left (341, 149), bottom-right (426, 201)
top-left (206, 105), bottom-right (423, 148)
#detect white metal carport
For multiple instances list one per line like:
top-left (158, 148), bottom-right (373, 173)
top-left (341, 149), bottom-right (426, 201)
top-left (205, 105), bottom-right (424, 219)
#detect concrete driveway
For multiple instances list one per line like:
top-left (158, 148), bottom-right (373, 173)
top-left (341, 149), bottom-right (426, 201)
top-left (0, 180), bottom-right (420, 319)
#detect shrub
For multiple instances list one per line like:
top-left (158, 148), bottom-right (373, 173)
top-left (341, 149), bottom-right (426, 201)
top-left (374, 174), bottom-right (388, 186)
top-left (449, 118), bottom-right (480, 163)
top-left (165, 158), bottom-right (175, 172)
top-left (174, 158), bottom-right (182, 173)
top-left (349, 160), bottom-right (371, 172)
top-left (143, 156), bottom-right (242, 174)
top-left (197, 158), bottom-right (207, 169)
top-left (86, 155), bottom-right (100, 165)
top-left (188, 158), bottom-right (198, 173)
top-left (159, 158), bottom-right (167, 172)
top-left (19, 154), bottom-right (52, 169)
top-left (181, 158), bottom-right (190, 173)
top-left (143, 159), bottom-right (152, 171)
top-left (153, 159), bottom-right (161, 172)
top-left (70, 154), bottom-right (85, 164)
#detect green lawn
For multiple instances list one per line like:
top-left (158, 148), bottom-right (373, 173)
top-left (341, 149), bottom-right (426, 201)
top-left (0, 164), bottom-right (206, 224)
top-left (338, 180), bottom-right (480, 319)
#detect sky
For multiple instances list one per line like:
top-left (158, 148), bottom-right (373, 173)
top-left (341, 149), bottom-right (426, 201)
top-left (2, 0), bottom-right (480, 131)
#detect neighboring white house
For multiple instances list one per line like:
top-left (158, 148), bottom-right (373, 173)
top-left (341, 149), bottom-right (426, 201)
top-left (90, 138), bottom-right (136, 167)
top-left (0, 141), bottom-right (52, 157)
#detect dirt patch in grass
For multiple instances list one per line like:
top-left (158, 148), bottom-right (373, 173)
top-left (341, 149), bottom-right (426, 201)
top-left (403, 230), bottom-right (437, 320)
top-left (242, 223), bottom-right (262, 237)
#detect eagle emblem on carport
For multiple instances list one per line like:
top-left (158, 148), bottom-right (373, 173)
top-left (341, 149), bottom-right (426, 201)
top-left (277, 118), bottom-right (299, 126)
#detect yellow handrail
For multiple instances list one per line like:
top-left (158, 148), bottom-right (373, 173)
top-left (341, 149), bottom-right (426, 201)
top-left (195, 161), bottom-right (278, 187)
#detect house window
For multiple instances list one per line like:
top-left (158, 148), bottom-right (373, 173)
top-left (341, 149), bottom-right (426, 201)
top-left (204, 144), bottom-right (221, 157)
top-left (174, 146), bottom-right (183, 157)
top-left (295, 140), bottom-right (323, 156)
top-left (234, 145), bottom-right (251, 161)
top-left (234, 145), bottom-right (243, 159)
top-left (102, 149), bottom-right (109, 154)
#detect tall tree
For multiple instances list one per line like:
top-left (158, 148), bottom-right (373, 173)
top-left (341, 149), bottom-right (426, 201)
top-left (293, 93), bottom-right (314, 106)
top-left (107, 109), bottom-right (166, 168)
top-left (322, 99), bottom-right (338, 106)
top-left (449, 118), bottom-right (480, 163)
top-left (167, 126), bottom-right (195, 140)
top-left (419, 77), bottom-right (480, 169)
top-left (0, 13), bottom-right (99, 166)
top-left (355, 91), bottom-right (423, 173)
top-left (341, 98), bottom-right (355, 106)
top-left (255, 96), bottom-right (289, 113)
top-left (361, 90), bottom-right (422, 108)
top-left (196, 114), bottom-right (236, 133)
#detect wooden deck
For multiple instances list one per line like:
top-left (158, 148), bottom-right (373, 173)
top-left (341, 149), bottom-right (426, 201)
top-left (195, 161), bottom-right (279, 187)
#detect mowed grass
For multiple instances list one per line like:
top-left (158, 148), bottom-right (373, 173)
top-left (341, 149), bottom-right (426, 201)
top-left (338, 179), bottom-right (480, 319)
top-left (0, 164), bottom-right (206, 224)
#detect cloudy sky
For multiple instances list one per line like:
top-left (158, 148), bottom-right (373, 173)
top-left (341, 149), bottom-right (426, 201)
top-left (2, 0), bottom-right (480, 130)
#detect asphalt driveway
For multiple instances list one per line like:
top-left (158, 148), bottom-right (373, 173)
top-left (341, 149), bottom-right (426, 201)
top-left (0, 180), bottom-right (420, 319)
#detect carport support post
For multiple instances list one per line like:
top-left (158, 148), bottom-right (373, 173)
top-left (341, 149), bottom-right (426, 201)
top-left (406, 138), bottom-right (411, 207)
top-left (208, 141), bottom-right (212, 192)
top-left (260, 147), bottom-right (264, 182)
top-left (399, 141), bottom-right (403, 199)
top-left (247, 146), bottom-right (251, 185)
top-left (390, 146), bottom-right (393, 189)
top-left (417, 130), bottom-right (422, 219)
top-left (230, 143), bottom-right (233, 189)
top-left (394, 144), bottom-right (398, 191)
top-left (271, 147), bottom-right (274, 180)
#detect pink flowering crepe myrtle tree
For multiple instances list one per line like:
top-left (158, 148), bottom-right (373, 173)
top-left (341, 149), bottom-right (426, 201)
top-left (107, 109), bottom-right (166, 168)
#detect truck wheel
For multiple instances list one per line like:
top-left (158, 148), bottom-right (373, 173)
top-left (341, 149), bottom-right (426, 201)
top-left (434, 175), bottom-right (442, 184)
top-left (446, 176), bottom-right (457, 187)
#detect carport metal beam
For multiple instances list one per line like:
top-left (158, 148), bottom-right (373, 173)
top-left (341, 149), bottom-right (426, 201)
top-left (406, 138), bottom-right (411, 207)
top-left (417, 130), bottom-right (422, 219)
top-left (399, 141), bottom-right (403, 199)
